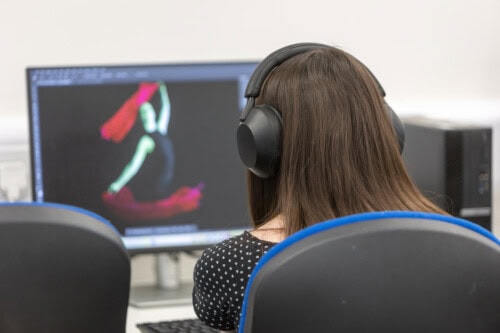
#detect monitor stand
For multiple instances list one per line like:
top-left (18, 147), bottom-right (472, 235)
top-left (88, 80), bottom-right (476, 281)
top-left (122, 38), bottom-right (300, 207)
top-left (129, 252), bottom-right (194, 308)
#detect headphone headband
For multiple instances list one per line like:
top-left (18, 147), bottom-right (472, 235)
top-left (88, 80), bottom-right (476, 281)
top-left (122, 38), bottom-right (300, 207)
top-left (241, 43), bottom-right (388, 122)
top-left (241, 43), bottom-right (328, 121)
top-left (245, 43), bottom-right (329, 98)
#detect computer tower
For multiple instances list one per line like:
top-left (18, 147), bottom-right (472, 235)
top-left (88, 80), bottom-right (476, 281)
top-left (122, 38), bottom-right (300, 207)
top-left (402, 117), bottom-right (492, 230)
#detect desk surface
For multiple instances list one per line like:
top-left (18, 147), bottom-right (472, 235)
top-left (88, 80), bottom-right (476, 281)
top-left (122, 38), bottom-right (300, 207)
top-left (126, 304), bottom-right (197, 333)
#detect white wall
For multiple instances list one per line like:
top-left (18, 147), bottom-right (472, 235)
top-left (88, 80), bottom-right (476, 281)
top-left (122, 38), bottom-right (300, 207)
top-left (0, 0), bottom-right (499, 278)
top-left (1, 0), bottom-right (499, 122)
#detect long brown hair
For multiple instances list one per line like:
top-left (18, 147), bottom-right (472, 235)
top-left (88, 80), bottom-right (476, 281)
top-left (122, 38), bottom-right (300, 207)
top-left (247, 46), bottom-right (447, 236)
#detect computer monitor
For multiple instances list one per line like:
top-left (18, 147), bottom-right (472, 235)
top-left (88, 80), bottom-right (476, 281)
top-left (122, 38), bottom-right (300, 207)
top-left (27, 62), bottom-right (258, 259)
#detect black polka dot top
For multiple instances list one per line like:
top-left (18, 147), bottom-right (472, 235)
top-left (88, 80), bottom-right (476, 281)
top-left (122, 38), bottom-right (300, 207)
top-left (192, 231), bottom-right (277, 331)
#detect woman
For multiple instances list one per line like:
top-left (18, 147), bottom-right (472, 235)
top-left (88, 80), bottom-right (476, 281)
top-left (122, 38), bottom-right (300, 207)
top-left (192, 43), bottom-right (447, 331)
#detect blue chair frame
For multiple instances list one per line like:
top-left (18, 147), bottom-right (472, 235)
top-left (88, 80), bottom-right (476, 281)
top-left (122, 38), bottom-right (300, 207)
top-left (0, 202), bottom-right (130, 333)
top-left (239, 211), bottom-right (500, 333)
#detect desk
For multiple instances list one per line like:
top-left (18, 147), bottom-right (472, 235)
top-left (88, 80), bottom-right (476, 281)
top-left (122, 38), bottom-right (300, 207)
top-left (126, 304), bottom-right (197, 333)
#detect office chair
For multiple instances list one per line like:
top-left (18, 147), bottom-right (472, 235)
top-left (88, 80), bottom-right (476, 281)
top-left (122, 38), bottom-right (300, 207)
top-left (0, 202), bottom-right (130, 333)
top-left (239, 211), bottom-right (500, 333)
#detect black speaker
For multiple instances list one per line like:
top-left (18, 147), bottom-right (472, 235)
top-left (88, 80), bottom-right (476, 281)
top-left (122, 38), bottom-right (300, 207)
top-left (237, 42), bottom-right (404, 178)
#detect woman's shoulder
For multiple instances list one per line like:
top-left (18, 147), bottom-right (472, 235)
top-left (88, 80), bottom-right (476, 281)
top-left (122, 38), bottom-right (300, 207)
top-left (199, 231), bottom-right (276, 260)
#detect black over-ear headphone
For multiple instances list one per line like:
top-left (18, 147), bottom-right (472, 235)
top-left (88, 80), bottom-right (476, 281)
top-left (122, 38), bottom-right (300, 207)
top-left (236, 42), bottom-right (405, 179)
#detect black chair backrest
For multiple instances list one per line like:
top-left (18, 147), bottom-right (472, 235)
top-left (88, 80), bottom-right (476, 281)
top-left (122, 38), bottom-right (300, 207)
top-left (0, 203), bottom-right (130, 333)
top-left (239, 211), bottom-right (500, 333)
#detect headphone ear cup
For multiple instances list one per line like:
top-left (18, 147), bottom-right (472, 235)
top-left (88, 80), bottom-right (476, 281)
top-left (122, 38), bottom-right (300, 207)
top-left (237, 105), bottom-right (282, 178)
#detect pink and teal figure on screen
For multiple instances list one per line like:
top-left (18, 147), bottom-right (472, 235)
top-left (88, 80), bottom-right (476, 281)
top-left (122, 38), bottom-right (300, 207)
top-left (100, 82), bottom-right (203, 221)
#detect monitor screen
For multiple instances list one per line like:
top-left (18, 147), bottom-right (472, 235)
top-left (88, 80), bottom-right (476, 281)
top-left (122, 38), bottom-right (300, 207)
top-left (27, 62), bottom-right (258, 255)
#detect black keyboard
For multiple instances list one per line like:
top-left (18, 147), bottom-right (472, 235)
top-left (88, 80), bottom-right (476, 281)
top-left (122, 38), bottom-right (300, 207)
top-left (137, 318), bottom-right (219, 333)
